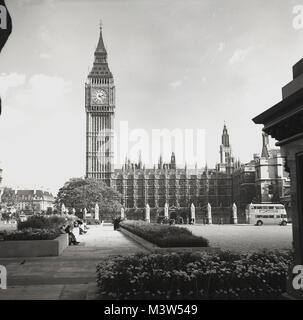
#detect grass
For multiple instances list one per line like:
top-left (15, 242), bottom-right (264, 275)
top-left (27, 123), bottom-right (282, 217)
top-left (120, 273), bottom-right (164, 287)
top-left (120, 220), bottom-right (209, 247)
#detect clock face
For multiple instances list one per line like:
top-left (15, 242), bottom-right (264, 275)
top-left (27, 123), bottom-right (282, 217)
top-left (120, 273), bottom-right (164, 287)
top-left (92, 89), bottom-right (107, 104)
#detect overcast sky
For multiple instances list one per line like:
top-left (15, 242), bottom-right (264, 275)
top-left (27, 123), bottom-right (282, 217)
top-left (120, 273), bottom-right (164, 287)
top-left (0, 0), bottom-right (303, 194)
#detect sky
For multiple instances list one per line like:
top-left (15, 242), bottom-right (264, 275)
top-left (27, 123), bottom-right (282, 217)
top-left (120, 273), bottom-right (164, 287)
top-left (0, 0), bottom-right (303, 195)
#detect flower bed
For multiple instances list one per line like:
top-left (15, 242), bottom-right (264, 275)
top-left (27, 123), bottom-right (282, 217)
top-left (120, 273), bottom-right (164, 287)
top-left (120, 220), bottom-right (209, 247)
top-left (96, 250), bottom-right (293, 300)
top-left (2, 228), bottom-right (61, 241)
top-left (0, 215), bottom-right (70, 257)
top-left (0, 233), bottom-right (68, 257)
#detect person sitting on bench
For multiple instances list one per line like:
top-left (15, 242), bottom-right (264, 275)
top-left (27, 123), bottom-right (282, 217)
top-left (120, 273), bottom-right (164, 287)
top-left (62, 224), bottom-right (80, 245)
top-left (76, 219), bottom-right (87, 235)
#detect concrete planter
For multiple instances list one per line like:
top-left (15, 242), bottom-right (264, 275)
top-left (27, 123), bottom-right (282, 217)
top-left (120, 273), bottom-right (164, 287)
top-left (119, 226), bottom-right (219, 253)
top-left (0, 234), bottom-right (69, 258)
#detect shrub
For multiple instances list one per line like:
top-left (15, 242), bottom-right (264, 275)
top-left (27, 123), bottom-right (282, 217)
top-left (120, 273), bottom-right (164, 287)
top-left (3, 228), bottom-right (61, 241)
top-left (18, 215), bottom-right (67, 230)
top-left (120, 220), bottom-right (209, 247)
top-left (125, 209), bottom-right (144, 220)
top-left (157, 216), bottom-right (169, 224)
top-left (65, 215), bottom-right (78, 226)
top-left (176, 216), bottom-right (184, 224)
top-left (96, 250), bottom-right (293, 300)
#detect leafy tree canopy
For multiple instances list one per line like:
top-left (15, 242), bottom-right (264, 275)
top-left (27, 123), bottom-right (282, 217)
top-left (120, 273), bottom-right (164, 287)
top-left (55, 178), bottom-right (122, 214)
top-left (1, 187), bottom-right (16, 206)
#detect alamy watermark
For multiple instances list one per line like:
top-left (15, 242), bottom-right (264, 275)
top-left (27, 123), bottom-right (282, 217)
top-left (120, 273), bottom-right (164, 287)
top-left (95, 121), bottom-right (206, 168)
top-left (0, 5), bottom-right (7, 30)
top-left (0, 265), bottom-right (7, 290)
top-left (293, 5), bottom-right (303, 30)
top-left (292, 265), bottom-right (303, 290)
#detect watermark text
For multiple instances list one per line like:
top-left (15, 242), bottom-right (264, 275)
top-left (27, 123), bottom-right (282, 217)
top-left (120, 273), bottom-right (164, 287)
top-left (0, 265), bottom-right (7, 290)
top-left (94, 121), bottom-right (206, 168)
top-left (293, 5), bottom-right (303, 30)
top-left (0, 5), bottom-right (7, 30)
top-left (292, 265), bottom-right (303, 290)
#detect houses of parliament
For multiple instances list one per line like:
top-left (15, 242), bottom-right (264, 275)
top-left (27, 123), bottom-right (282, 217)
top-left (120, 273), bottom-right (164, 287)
top-left (85, 26), bottom-right (290, 216)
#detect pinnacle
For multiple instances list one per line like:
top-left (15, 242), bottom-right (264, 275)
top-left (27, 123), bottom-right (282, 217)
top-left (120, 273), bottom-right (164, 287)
top-left (95, 27), bottom-right (107, 55)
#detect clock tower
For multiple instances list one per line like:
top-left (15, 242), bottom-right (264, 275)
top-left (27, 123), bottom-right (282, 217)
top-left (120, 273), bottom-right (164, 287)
top-left (85, 25), bottom-right (115, 184)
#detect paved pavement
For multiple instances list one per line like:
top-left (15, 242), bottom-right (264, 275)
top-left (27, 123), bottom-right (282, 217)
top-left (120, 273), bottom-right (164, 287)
top-left (184, 224), bottom-right (293, 253)
top-left (0, 225), bottom-right (147, 300)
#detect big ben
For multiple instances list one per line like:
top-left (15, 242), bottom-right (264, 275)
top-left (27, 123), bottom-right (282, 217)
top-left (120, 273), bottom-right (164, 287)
top-left (85, 25), bottom-right (115, 184)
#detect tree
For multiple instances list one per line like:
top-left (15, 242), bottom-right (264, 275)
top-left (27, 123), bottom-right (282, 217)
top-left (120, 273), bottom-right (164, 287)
top-left (1, 211), bottom-right (10, 221)
top-left (55, 178), bottom-right (122, 215)
top-left (46, 207), bottom-right (53, 215)
top-left (0, 187), bottom-right (16, 206)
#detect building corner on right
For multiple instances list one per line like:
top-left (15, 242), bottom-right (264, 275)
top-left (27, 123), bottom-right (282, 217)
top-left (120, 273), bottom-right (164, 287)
top-left (253, 58), bottom-right (303, 299)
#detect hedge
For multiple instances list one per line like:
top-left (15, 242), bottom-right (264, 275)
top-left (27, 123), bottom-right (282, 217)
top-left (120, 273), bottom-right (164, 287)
top-left (96, 250), bottom-right (293, 300)
top-left (17, 215), bottom-right (67, 230)
top-left (2, 228), bottom-right (62, 241)
top-left (120, 220), bottom-right (209, 247)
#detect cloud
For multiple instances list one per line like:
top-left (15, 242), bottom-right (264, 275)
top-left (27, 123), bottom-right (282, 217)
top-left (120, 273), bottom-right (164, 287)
top-left (218, 42), bottom-right (225, 52)
top-left (209, 42), bottom-right (226, 65)
top-left (170, 79), bottom-right (183, 89)
top-left (17, 0), bottom-right (34, 6)
top-left (229, 47), bottom-right (253, 65)
top-left (0, 73), bottom-right (75, 193)
top-left (13, 74), bottom-right (72, 112)
top-left (0, 73), bottom-right (26, 98)
top-left (39, 25), bottom-right (51, 43)
top-left (39, 53), bottom-right (52, 60)
top-left (17, 0), bottom-right (56, 7)
top-left (169, 75), bottom-right (189, 90)
top-left (201, 77), bottom-right (207, 84)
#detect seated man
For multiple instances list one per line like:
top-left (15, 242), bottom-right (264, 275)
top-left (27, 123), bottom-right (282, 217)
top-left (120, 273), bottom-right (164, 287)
top-left (64, 225), bottom-right (80, 245)
top-left (76, 219), bottom-right (87, 235)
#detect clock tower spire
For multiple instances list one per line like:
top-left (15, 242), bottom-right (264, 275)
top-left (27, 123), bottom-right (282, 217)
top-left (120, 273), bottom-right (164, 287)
top-left (85, 24), bottom-right (115, 184)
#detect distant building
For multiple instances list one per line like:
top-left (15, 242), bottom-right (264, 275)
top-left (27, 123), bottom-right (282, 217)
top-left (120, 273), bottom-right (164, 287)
top-left (111, 154), bottom-right (233, 210)
top-left (15, 190), bottom-right (55, 213)
top-left (232, 133), bottom-right (290, 214)
top-left (0, 168), bottom-right (3, 202)
top-left (232, 160), bottom-right (256, 211)
top-left (254, 150), bottom-right (290, 204)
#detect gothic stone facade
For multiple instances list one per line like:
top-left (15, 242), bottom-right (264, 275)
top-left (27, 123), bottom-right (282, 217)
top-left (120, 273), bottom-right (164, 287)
top-left (111, 164), bottom-right (232, 210)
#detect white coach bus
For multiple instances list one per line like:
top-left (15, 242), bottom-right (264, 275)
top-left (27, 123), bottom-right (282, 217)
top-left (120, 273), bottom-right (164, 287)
top-left (246, 203), bottom-right (288, 226)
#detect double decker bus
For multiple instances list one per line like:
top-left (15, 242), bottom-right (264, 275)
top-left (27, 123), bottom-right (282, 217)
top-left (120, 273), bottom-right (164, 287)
top-left (246, 203), bottom-right (288, 226)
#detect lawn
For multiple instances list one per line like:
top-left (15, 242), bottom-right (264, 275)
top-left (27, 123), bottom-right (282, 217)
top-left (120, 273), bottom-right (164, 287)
top-left (120, 220), bottom-right (209, 247)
